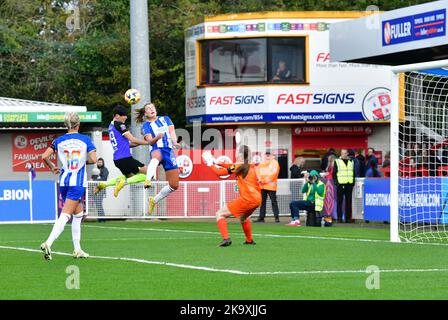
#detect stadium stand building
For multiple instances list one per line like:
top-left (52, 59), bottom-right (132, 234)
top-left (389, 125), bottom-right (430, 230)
top-left (184, 11), bottom-right (394, 178)
top-left (0, 96), bottom-right (102, 180)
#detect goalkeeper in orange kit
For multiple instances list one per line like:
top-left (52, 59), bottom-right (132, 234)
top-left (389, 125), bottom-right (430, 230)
top-left (202, 145), bottom-right (261, 247)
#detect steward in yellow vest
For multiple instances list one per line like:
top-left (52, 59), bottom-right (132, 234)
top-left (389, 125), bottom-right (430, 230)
top-left (332, 149), bottom-right (356, 223)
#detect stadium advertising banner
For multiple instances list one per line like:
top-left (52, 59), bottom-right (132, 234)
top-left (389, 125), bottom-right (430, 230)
top-left (364, 178), bottom-right (448, 223)
top-left (382, 9), bottom-right (446, 46)
top-left (12, 133), bottom-right (57, 172)
top-left (185, 15), bottom-right (392, 124)
top-left (0, 111), bottom-right (101, 123)
top-left (0, 180), bottom-right (56, 223)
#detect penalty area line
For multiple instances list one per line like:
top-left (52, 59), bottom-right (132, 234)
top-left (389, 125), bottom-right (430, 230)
top-left (1, 245), bottom-right (448, 276)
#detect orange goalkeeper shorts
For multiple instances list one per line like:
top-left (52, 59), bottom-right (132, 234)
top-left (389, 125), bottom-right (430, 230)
top-left (227, 198), bottom-right (259, 218)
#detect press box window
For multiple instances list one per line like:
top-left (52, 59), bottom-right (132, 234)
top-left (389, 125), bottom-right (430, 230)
top-left (199, 37), bottom-right (306, 86)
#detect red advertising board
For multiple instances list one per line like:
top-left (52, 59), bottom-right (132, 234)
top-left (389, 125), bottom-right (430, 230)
top-left (12, 133), bottom-right (57, 172)
top-left (175, 149), bottom-right (235, 181)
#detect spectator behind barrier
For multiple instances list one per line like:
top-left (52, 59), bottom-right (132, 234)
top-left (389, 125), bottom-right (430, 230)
top-left (365, 147), bottom-right (378, 172)
top-left (92, 158), bottom-right (109, 222)
top-left (365, 160), bottom-right (382, 177)
top-left (290, 157), bottom-right (306, 179)
top-left (321, 148), bottom-right (336, 171)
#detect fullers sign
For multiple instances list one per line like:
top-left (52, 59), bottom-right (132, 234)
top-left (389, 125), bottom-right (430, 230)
top-left (12, 133), bottom-right (57, 172)
top-left (382, 9), bottom-right (446, 46)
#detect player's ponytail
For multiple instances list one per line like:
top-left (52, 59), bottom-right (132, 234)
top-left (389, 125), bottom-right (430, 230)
top-left (64, 112), bottom-right (80, 131)
top-left (135, 106), bottom-right (146, 124)
top-left (235, 145), bottom-right (250, 179)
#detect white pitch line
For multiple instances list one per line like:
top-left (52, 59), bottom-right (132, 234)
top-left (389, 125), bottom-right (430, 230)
top-left (83, 225), bottom-right (448, 247)
top-left (1, 245), bottom-right (448, 276)
top-left (0, 236), bottom-right (212, 244)
top-left (0, 245), bottom-right (246, 275)
top-left (248, 268), bottom-right (448, 275)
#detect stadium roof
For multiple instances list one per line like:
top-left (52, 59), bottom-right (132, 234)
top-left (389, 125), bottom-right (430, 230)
top-left (0, 96), bottom-right (86, 113)
top-left (330, 0), bottom-right (448, 65)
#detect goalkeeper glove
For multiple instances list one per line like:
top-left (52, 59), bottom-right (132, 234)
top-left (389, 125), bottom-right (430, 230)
top-left (202, 150), bottom-right (216, 167)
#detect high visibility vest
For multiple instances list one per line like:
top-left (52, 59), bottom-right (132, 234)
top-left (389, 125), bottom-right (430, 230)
top-left (335, 158), bottom-right (354, 184)
top-left (304, 181), bottom-right (326, 212)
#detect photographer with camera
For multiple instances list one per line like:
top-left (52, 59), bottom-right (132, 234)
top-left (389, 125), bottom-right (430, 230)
top-left (287, 170), bottom-right (326, 227)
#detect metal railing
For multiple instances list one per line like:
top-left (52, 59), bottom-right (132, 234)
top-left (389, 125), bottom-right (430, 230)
top-left (86, 178), bottom-right (365, 220)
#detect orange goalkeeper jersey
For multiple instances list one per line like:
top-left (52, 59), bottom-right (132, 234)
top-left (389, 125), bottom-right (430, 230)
top-left (211, 162), bottom-right (261, 206)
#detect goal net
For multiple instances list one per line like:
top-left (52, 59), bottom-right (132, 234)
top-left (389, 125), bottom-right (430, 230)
top-left (396, 67), bottom-right (448, 242)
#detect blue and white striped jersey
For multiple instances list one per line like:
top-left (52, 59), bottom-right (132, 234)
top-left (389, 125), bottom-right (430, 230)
top-left (142, 116), bottom-right (174, 150)
top-left (51, 133), bottom-right (96, 187)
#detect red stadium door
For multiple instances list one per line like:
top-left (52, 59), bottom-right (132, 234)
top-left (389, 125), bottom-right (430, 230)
top-left (292, 126), bottom-right (371, 167)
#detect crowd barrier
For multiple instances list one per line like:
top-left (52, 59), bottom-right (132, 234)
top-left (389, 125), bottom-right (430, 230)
top-left (4, 177), bottom-right (445, 224)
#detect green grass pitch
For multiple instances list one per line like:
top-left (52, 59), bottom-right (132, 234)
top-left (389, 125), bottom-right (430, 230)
top-left (1, 220), bottom-right (448, 300)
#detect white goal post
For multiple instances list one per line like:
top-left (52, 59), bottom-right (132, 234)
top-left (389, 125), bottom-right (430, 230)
top-left (390, 59), bottom-right (448, 243)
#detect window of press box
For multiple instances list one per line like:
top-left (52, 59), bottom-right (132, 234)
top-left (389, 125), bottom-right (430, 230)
top-left (199, 37), bottom-right (306, 86)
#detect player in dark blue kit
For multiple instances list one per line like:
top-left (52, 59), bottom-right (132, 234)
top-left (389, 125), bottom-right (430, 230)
top-left (94, 105), bottom-right (151, 197)
top-left (135, 103), bottom-right (181, 214)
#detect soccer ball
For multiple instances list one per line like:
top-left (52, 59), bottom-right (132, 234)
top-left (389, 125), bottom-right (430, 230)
top-left (124, 89), bottom-right (141, 105)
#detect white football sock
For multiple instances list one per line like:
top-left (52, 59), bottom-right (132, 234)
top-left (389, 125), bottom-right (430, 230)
top-left (146, 158), bottom-right (160, 181)
top-left (46, 212), bottom-right (71, 248)
top-left (71, 212), bottom-right (83, 252)
top-left (154, 186), bottom-right (175, 204)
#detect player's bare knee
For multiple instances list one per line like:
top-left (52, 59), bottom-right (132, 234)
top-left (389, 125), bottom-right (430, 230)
top-left (169, 182), bottom-right (179, 190)
top-left (152, 151), bottom-right (162, 161)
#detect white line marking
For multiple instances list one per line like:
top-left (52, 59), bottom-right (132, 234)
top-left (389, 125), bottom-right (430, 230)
top-left (0, 245), bottom-right (246, 275)
top-left (0, 237), bottom-right (212, 244)
top-left (83, 225), bottom-right (448, 247)
top-left (1, 245), bottom-right (448, 276)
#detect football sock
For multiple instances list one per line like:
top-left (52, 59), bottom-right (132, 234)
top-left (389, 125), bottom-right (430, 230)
top-left (217, 218), bottom-right (229, 240)
top-left (104, 176), bottom-right (125, 187)
top-left (146, 158), bottom-right (160, 181)
top-left (46, 212), bottom-right (71, 247)
top-left (241, 219), bottom-right (253, 243)
top-left (71, 212), bottom-right (83, 252)
top-left (126, 173), bottom-right (146, 185)
top-left (154, 185), bottom-right (175, 204)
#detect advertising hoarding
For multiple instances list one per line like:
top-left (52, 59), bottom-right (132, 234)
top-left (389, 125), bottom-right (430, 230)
top-left (0, 180), bottom-right (56, 223)
top-left (363, 177), bottom-right (448, 223)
